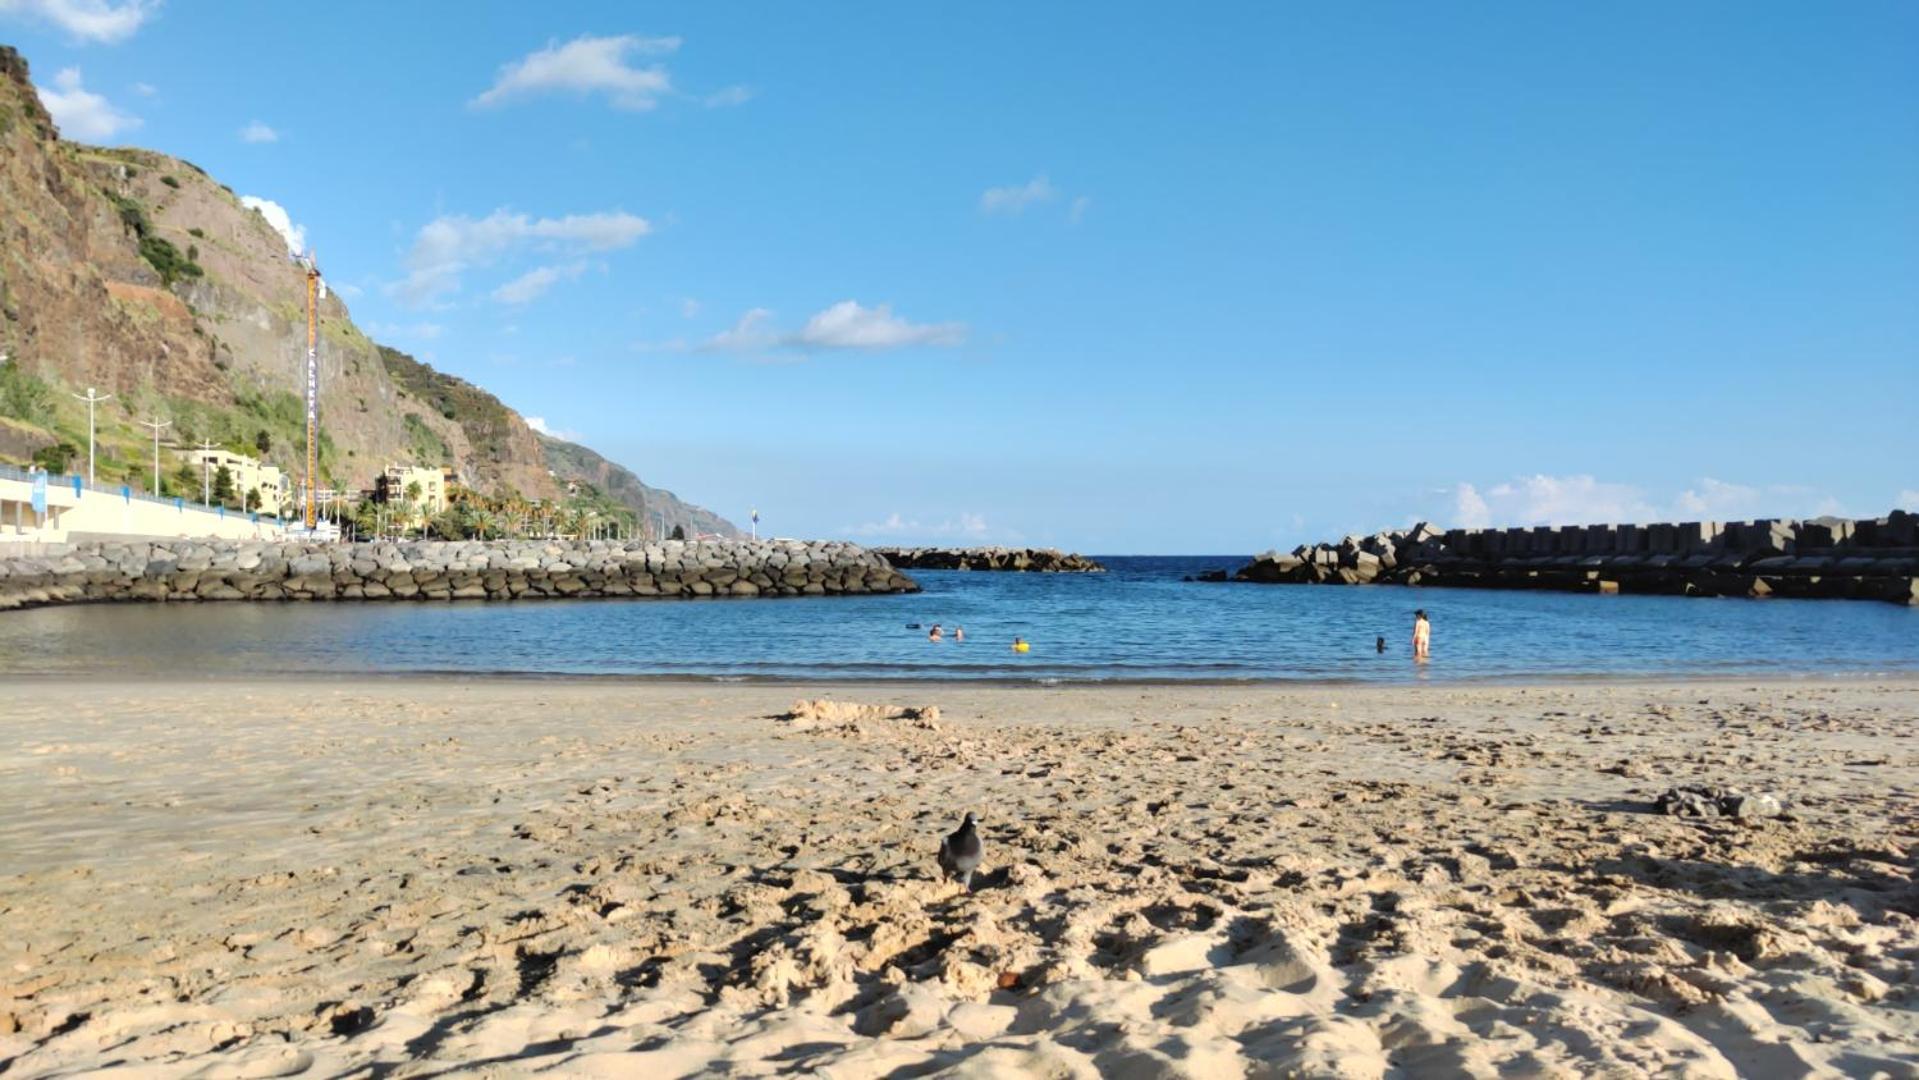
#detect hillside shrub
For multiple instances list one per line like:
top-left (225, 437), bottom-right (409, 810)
top-left (32, 442), bottom-right (76, 473)
top-left (0, 360), bottom-right (57, 427)
top-left (139, 236), bottom-right (204, 286)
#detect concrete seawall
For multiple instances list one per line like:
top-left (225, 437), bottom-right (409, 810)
top-left (873, 547), bottom-right (1105, 572)
top-left (0, 538), bottom-right (919, 611)
top-left (1236, 511), bottom-right (1919, 605)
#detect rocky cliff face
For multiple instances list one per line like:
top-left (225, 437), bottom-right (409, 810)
top-left (537, 435), bottom-right (742, 539)
top-left (0, 45), bottom-right (732, 533)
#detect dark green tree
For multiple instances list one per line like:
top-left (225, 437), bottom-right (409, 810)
top-left (32, 442), bottom-right (77, 473)
top-left (212, 464), bottom-right (235, 505)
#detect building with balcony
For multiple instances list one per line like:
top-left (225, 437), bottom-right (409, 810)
top-left (183, 447), bottom-right (288, 516)
top-left (375, 464), bottom-right (448, 524)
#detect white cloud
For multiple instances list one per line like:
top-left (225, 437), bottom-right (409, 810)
top-left (35, 67), bottom-right (138, 140)
top-left (524, 416), bottom-right (580, 441)
top-left (696, 301), bottom-right (967, 353)
top-left (703, 307), bottom-right (776, 351)
top-left (238, 120), bottom-right (278, 143)
top-left (1445, 475), bottom-right (1658, 528)
top-left (391, 209), bottom-right (650, 306)
top-left (846, 512), bottom-right (991, 541)
top-left (680, 298), bottom-right (701, 319)
top-left (472, 34), bottom-right (679, 110)
top-left (0, 0), bottom-right (156, 44)
top-left (368, 321), bottom-right (443, 342)
top-left (980, 175), bottom-right (1055, 215)
top-left (1445, 474), bottom-right (1858, 529)
top-left (1453, 483), bottom-right (1492, 529)
top-left (239, 195), bottom-right (307, 256)
top-left (703, 84), bottom-right (753, 108)
top-left (1898, 490), bottom-right (1919, 511)
top-left (130, 80), bottom-right (155, 96)
top-left (792, 300), bottom-right (966, 349)
top-left (1674, 477), bottom-right (1759, 519)
top-left (1068, 195), bottom-right (1091, 224)
top-left (490, 261), bottom-right (588, 305)
top-left (330, 281), bottom-right (363, 299)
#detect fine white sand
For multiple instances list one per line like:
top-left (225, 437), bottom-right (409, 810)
top-left (1, 678), bottom-right (1914, 1077)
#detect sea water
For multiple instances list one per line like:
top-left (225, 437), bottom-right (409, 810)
top-left (1, 556), bottom-right (1914, 682)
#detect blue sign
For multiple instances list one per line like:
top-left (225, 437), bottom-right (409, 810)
top-left (30, 473), bottom-right (46, 515)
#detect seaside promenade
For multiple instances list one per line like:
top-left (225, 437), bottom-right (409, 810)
top-left (0, 464), bottom-right (285, 547)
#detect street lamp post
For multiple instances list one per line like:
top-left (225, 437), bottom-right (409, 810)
top-left (69, 387), bottom-right (113, 483)
top-left (197, 437), bottom-right (216, 506)
top-left (136, 417), bottom-right (171, 495)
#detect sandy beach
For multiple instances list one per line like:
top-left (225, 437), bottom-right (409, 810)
top-left (1, 677), bottom-right (1914, 1077)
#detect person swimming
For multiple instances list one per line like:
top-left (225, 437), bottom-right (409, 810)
top-left (1412, 610), bottom-right (1430, 660)
top-left (1012, 636), bottom-right (1030, 653)
top-left (928, 623), bottom-right (944, 642)
top-left (953, 626), bottom-right (965, 642)
top-left (1376, 635), bottom-right (1386, 654)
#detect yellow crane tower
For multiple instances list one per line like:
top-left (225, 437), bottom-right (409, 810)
top-left (300, 252), bottom-right (323, 530)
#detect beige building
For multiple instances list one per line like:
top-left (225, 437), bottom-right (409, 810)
top-left (377, 464), bottom-right (448, 524)
top-left (183, 447), bottom-right (288, 516)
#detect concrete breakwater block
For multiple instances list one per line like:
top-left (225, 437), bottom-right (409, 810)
top-left (1230, 511), bottom-right (1919, 606)
top-left (0, 538), bottom-right (920, 612)
top-left (871, 547), bottom-right (1105, 572)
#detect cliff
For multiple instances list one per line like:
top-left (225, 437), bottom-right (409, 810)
top-left (0, 44), bottom-right (733, 535)
top-left (537, 435), bottom-right (742, 540)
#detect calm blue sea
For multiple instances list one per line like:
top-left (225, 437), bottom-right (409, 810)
top-left (1, 556), bottom-right (1915, 682)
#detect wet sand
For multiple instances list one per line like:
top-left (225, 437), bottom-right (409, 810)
top-left (1, 678), bottom-right (1914, 1077)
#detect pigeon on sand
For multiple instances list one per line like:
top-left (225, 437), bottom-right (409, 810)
top-left (937, 812), bottom-right (982, 890)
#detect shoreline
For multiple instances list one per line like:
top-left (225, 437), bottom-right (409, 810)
top-left (3, 677), bottom-right (1914, 1075)
top-left (4, 668), bottom-right (1919, 690)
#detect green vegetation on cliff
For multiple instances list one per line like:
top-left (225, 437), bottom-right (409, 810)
top-left (0, 43), bottom-right (736, 536)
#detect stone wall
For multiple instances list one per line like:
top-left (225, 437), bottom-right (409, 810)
top-left (872, 547), bottom-right (1105, 572)
top-left (1235, 511), bottom-right (1919, 606)
top-left (0, 539), bottom-right (919, 611)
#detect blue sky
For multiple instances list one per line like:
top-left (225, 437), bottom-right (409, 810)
top-left (6, 1), bottom-right (1916, 552)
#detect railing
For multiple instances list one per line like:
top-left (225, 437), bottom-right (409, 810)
top-left (0, 461), bottom-right (285, 529)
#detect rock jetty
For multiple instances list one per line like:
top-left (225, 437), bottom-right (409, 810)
top-left (0, 538), bottom-right (918, 611)
top-left (873, 547), bottom-right (1105, 572)
top-left (1234, 511), bottom-right (1919, 606)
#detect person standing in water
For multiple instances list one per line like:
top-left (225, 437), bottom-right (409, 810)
top-left (1411, 610), bottom-right (1431, 660)
top-left (928, 624), bottom-right (944, 642)
top-left (953, 626), bottom-right (965, 642)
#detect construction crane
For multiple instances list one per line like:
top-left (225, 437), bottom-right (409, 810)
top-left (294, 250), bottom-right (327, 531)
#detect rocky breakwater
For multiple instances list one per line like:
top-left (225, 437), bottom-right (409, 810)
top-left (0, 538), bottom-right (919, 611)
top-left (872, 546), bottom-right (1105, 572)
top-left (1235, 511), bottom-right (1919, 606)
